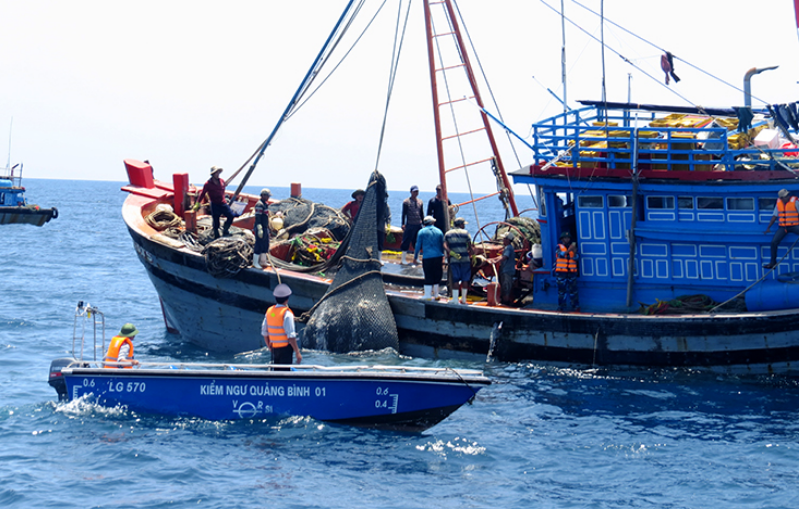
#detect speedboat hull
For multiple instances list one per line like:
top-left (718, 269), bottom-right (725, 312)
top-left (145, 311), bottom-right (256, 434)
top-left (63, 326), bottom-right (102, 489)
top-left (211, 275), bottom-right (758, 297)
top-left (48, 359), bottom-right (490, 431)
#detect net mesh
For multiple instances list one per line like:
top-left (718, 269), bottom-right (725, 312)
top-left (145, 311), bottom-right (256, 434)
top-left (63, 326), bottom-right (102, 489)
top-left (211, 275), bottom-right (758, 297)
top-left (301, 171), bottom-right (399, 353)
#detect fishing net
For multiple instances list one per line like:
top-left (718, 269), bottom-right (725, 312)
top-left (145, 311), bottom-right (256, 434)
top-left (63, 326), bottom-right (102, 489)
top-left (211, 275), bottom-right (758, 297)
top-left (203, 236), bottom-right (254, 277)
top-left (269, 198), bottom-right (350, 241)
top-left (300, 170), bottom-right (399, 353)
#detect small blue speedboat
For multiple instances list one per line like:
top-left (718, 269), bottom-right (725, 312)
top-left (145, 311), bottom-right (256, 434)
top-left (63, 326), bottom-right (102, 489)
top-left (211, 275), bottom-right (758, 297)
top-left (47, 303), bottom-right (489, 431)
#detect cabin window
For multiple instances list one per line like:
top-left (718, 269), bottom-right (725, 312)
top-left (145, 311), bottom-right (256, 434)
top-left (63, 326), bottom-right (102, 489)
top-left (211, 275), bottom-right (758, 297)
top-left (578, 195), bottom-right (603, 208)
top-left (697, 197), bottom-right (723, 210)
top-left (726, 197), bottom-right (754, 211)
top-left (608, 195), bottom-right (632, 208)
top-left (647, 196), bottom-right (674, 209)
top-left (759, 197), bottom-right (777, 212)
top-left (678, 196), bottom-right (694, 209)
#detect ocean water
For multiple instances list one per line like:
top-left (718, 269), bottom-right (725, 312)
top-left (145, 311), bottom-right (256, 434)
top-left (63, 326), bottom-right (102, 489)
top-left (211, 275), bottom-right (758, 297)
top-left (2, 179), bottom-right (799, 508)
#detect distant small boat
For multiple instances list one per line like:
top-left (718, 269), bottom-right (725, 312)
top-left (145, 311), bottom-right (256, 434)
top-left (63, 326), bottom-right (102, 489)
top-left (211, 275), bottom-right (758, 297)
top-left (1, 121), bottom-right (57, 226)
top-left (47, 302), bottom-right (489, 431)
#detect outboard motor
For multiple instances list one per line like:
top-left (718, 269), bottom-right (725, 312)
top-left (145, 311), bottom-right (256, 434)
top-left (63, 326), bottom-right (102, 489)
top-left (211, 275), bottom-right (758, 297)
top-left (48, 358), bottom-right (75, 401)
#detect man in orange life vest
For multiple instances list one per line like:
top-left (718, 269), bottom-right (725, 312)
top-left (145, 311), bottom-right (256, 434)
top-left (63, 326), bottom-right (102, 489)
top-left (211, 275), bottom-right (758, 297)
top-left (104, 323), bottom-right (140, 368)
top-left (261, 284), bottom-right (302, 370)
top-left (555, 231), bottom-right (579, 312)
top-left (763, 189), bottom-right (799, 269)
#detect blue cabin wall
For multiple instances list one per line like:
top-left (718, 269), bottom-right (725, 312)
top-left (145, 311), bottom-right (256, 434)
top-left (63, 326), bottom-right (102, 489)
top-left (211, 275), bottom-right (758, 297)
top-left (0, 179), bottom-right (26, 207)
top-left (528, 179), bottom-right (797, 312)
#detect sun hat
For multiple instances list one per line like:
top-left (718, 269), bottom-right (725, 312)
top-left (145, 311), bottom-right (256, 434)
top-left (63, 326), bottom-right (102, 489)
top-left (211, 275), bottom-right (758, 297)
top-left (779, 189), bottom-right (790, 198)
top-left (210, 166), bottom-right (223, 175)
top-left (261, 188), bottom-right (271, 197)
top-left (410, 185), bottom-right (419, 192)
top-left (352, 189), bottom-right (365, 198)
top-left (273, 284), bottom-right (292, 299)
top-left (118, 323), bottom-right (139, 338)
top-left (453, 217), bottom-right (467, 227)
top-left (423, 215), bottom-right (436, 225)
top-left (505, 231), bottom-right (516, 241)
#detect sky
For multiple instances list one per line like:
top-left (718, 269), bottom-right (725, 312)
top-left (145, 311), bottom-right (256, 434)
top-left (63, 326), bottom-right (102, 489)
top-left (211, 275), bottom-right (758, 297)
top-left (2, 0), bottom-right (799, 195)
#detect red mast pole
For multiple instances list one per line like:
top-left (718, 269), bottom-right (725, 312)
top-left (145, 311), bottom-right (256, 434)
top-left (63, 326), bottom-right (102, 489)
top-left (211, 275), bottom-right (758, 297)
top-left (423, 0), bottom-right (519, 217)
top-left (423, 1), bottom-right (448, 202)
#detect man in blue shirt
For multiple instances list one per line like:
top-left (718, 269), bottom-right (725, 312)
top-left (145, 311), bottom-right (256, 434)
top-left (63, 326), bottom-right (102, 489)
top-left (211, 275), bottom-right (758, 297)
top-left (414, 215), bottom-right (445, 300)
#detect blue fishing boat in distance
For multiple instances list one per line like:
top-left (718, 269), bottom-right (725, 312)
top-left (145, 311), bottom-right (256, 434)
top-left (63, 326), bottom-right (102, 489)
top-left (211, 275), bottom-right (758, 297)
top-left (47, 303), bottom-right (489, 431)
top-left (1, 122), bottom-right (57, 226)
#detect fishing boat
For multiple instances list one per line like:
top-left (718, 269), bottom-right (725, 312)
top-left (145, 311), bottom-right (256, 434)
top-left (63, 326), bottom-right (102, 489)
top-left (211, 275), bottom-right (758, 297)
top-left (0, 163), bottom-right (58, 226)
top-left (120, 0), bottom-right (799, 374)
top-left (47, 302), bottom-right (489, 431)
top-left (1, 122), bottom-right (58, 226)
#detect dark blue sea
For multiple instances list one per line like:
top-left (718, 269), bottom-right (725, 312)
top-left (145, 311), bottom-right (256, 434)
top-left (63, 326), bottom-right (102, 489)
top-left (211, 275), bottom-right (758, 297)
top-left (2, 179), bottom-right (799, 508)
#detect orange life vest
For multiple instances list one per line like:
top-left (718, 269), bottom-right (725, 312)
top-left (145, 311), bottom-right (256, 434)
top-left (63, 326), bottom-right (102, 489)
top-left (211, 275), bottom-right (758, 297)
top-left (555, 244), bottom-right (578, 273)
top-left (777, 197), bottom-right (799, 227)
top-left (104, 335), bottom-right (134, 368)
top-left (265, 305), bottom-right (290, 348)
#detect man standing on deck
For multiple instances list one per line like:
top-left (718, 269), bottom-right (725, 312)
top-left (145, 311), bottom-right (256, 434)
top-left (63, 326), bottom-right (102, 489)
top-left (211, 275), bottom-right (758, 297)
top-left (400, 185), bottom-right (424, 265)
top-left (341, 189), bottom-right (365, 223)
top-left (414, 216), bottom-right (445, 300)
top-left (253, 188), bottom-right (271, 269)
top-left (196, 166), bottom-right (234, 238)
top-left (103, 323), bottom-right (140, 368)
top-left (444, 217), bottom-right (472, 304)
top-left (555, 231), bottom-right (580, 312)
top-left (763, 189), bottom-right (799, 269)
top-left (427, 184), bottom-right (452, 232)
top-left (262, 284), bottom-right (302, 370)
top-left (498, 231), bottom-right (518, 306)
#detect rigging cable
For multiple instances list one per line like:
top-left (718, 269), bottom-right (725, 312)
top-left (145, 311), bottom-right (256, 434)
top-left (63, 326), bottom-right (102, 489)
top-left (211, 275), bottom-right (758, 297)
top-left (229, 0), bottom-right (364, 199)
top-left (374, 0), bottom-right (413, 170)
top-left (538, 0), bottom-right (714, 114)
top-left (567, 0), bottom-right (768, 105)
top-left (450, 1), bottom-right (532, 215)
top-left (429, 3), bottom-right (488, 244)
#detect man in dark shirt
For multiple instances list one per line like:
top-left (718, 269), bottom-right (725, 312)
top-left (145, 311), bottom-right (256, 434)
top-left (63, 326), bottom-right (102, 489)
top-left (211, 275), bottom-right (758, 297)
top-left (197, 166), bottom-right (234, 238)
top-left (401, 185), bottom-right (424, 265)
top-left (253, 188), bottom-right (271, 268)
top-left (427, 184), bottom-right (452, 232)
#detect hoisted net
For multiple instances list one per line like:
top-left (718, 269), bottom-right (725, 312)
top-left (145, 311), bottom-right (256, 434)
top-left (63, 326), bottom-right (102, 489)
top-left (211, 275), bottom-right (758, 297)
top-left (300, 170), bottom-right (399, 353)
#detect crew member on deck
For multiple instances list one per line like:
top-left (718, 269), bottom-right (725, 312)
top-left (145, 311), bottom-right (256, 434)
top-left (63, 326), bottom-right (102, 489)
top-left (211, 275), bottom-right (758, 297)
top-left (104, 323), bottom-right (140, 368)
top-left (342, 189), bottom-right (365, 223)
top-left (427, 184), bottom-right (452, 232)
top-left (444, 217), bottom-right (472, 304)
top-left (253, 188), bottom-right (271, 269)
top-left (414, 215), bottom-right (445, 300)
top-left (763, 189), bottom-right (799, 269)
top-left (555, 231), bottom-right (580, 312)
top-left (196, 166), bottom-right (234, 238)
top-left (262, 284), bottom-right (302, 370)
top-left (497, 231), bottom-right (518, 306)
top-left (400, 185), bottom-right (424, 265)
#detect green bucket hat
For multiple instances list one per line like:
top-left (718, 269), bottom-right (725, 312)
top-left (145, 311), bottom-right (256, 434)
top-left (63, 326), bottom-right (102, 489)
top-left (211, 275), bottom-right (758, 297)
top-left (119, 323), bottom-right (139, 338)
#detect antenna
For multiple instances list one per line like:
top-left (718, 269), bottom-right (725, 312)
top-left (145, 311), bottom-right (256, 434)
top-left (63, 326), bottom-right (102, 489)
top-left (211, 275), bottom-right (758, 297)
top-left (5, 117), bottom-right (12, 170)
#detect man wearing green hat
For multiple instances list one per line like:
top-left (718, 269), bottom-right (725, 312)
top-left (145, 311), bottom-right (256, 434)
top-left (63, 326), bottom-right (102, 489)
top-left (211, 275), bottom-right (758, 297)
top-left (104, 323), bottom-right (140, 368)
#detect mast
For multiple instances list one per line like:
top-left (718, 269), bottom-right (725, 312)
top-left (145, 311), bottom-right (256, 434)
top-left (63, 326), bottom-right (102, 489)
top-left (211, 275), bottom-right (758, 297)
top-left (560, 0), bottom-right (568, 115)
top-left (423, 0), bottom-right (519, 217)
